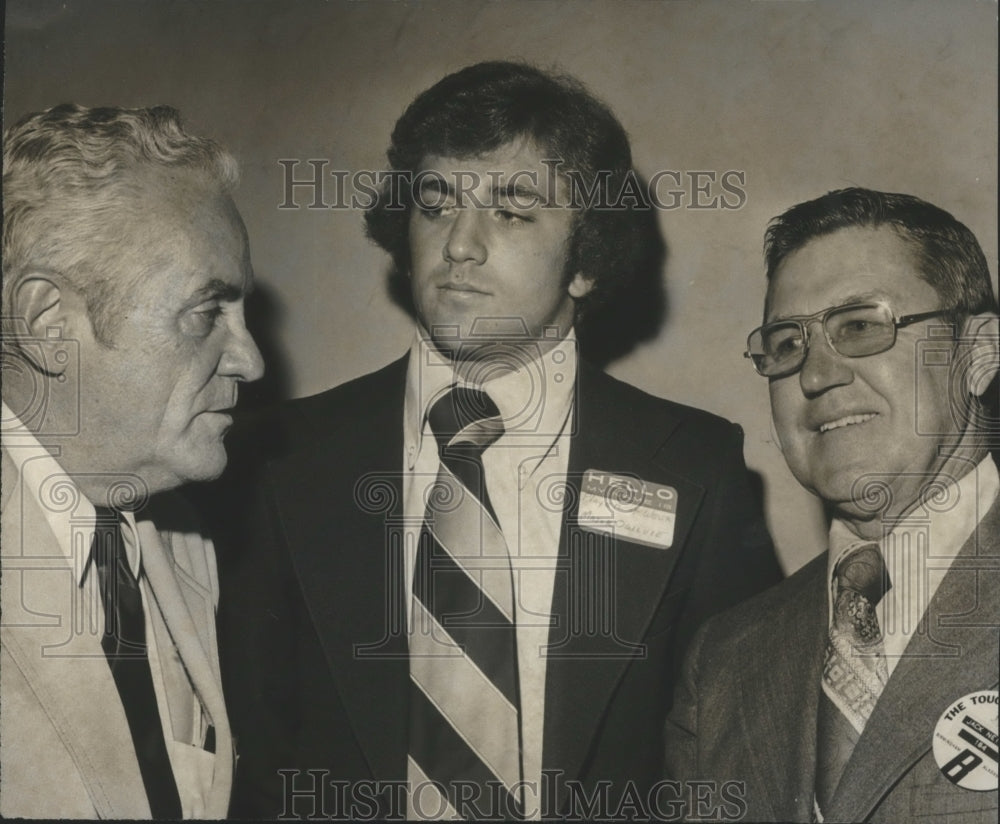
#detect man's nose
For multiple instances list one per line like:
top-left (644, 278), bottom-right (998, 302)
top-left (799, 321), bottom-right (854, 397)
top-left (443, 208), bottom-right (487, 266)
top-left (220, 310), bottom-right (265, 383)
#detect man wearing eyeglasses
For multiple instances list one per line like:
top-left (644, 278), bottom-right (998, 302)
top-left (666, 188), bottom-right (999, 823)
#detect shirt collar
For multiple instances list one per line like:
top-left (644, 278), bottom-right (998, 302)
top-left (2, 401), bottom-right (141, 584)
top-left (404, 328), bottom-right (579, 472)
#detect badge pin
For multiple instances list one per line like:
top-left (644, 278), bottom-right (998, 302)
top-left (577, 469), bottom-right (677, 549)
top-left (932, 689), bottom-right (999, 791)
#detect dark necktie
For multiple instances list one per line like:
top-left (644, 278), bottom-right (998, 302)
top-left (91, 506), bottom-right (182, 820)
top-left (815, 543), bottom-right (891, 815)
top-left (408, 387), bottom-right (523, 819)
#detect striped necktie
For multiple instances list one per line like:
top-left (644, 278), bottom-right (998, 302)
top-left (408, 387), bottom-right (523, 820)
top-left (815, 542), bottom-right (891, 817)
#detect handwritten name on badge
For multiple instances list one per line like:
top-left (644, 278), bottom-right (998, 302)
top-left (578, 470), bottom-right (677, 549)
top-left (933, 690), bottom-right (999, 792)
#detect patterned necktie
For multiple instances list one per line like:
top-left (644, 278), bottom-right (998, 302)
top-left (815, 542), bottom-right (891, 815)
top-left (91, 506), bottom-right (182, 820)
top-left (408, 387), bottom-right (523, 820)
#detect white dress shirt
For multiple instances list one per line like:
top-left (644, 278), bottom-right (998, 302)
top-left (402, 331), bottom-right (578, 814)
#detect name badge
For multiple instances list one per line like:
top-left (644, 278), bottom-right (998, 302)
top-left (577, 469), bottom-right (677, 549)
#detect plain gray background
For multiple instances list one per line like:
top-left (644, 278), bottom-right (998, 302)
top-left (5, 0), bottom-right (997, 572)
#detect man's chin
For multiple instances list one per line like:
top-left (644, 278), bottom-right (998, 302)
top-left (171, 443), bottom-right (229, 487)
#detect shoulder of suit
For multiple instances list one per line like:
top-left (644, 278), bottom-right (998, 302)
top-left (220, 355), bottom-right (408, 473)
top-left (268, 355), bottom-right (408, 436)
top-left (285, 355), bottom-right (409, 425)
top-left (578, 359), bottom-right (742, 439)
top-left (700, 551), bottom-right (827, 646)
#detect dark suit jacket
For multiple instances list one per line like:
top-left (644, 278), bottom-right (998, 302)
top-left (218, 355), bottom-right (781, 819)
top-left (665, 490), bottom-right (1000, 823)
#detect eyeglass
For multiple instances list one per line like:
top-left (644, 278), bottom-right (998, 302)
top-left (744, 301), bottom-right (951, 378)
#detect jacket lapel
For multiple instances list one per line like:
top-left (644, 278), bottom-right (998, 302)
top-left (271, 357), bottom-right (410, 783)
top-left (542, 363), bottom-right (704, 799)
top-left (826, 497), bottom-right (1000, 823)
top-left (0, 452), bottom-right (150, 818)
top-left (138, 502), bottom-right (233, 818)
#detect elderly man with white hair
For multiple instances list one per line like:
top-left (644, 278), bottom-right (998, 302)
top-left (1, 103), bottom-right (263, 819)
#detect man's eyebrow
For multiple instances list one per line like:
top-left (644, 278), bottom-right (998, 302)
top-left (491, 181), bottom-right (542, 203)
top-left (416, 176), bottom-right (452, 195)
top-left (189, 278), bottom-right (245, 303)
top-left (768, 291), bottom-right (886, 322)
top-left (837, 290), bottom-right (884, 304)
top-left (414, 176), bottom-right (542, 206)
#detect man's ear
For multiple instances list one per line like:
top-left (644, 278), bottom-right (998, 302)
top-left (567, 272), bottom-right (595, 299)
top-left (9, 274), bottom-right (80, 376)
top-left (960, 312), bottom-right (1000, 396)
top-left (15, 276), bottom-right (63, 333)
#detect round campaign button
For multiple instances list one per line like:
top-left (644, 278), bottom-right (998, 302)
top-left (932, 690), bottom-right (999, 791)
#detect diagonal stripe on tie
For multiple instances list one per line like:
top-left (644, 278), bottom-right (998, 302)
top-left (410, 688), bottom-right (523, 818)
top-left (411, 527), bottom-right (521, 801)
top-left (411, 599), bottom-right (520, 764)
top-left (408, 757), bottom-right (460, 820)
top-left (408, 386), bottom-right (524, 819)
top-left (436, 441), bottom-right (503, 526)
top-left (422, 471), bottom-right (515, 621)
top-left (413, 542), bottom-right (518, 705)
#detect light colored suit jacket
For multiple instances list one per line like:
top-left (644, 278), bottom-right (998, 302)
top-left (0, 448), bottom-right (233, 819)
top-left (665, 492), bottom-right (1000, 823)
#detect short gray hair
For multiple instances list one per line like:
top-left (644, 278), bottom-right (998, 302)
top-left (3, 103), bottom-right (240, 343)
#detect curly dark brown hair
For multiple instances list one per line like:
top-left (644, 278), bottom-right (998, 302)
top-left (364, 61), bottom-right (648, 325)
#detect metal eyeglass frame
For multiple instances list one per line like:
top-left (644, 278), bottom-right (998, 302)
top-left (744, 301), bottom-right (951, 378)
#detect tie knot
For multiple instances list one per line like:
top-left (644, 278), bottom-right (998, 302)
top-left (427, 387), bottom-right (504, 454)
top-left (835, 543), bottom-right (890, 606)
